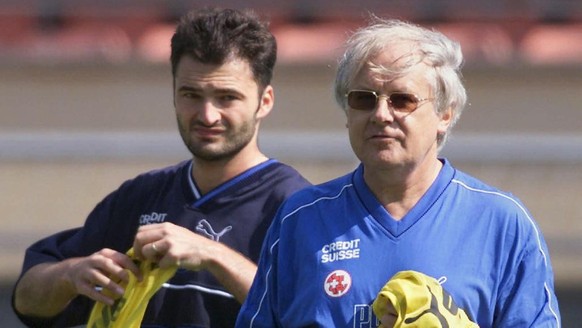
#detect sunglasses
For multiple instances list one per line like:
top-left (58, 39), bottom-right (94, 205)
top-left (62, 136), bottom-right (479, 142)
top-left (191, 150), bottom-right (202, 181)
top-left (345, 90), bottom-right (432, 113)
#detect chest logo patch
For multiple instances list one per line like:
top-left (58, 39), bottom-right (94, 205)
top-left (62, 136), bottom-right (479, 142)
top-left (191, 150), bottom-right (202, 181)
top-left (195, 219), bottom-right (232, 242)
top-left (139, 212), bottom-right (168, 225)
top-left (324, 269), bottom-right (352, 297)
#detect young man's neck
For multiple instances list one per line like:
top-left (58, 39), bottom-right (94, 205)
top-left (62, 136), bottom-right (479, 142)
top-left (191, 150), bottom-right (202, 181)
top-left (192, 151), bottom-right (269, 195)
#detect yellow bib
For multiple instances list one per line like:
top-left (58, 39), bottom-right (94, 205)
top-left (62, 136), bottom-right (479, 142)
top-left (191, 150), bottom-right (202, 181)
top-left (87, 248), bottom-right (177, 328)
top-left (372, 270), bottom-right (479, 328)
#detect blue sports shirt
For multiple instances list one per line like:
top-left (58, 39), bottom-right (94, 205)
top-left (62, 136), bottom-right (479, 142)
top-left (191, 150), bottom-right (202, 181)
top-left (236, 159), bottom-right (561, 327)
top-left (14, 159), bottom-right (310, 328)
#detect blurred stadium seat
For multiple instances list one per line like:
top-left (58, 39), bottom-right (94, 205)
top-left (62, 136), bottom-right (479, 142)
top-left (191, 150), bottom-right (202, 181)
top-left (519, 23), bottom-right (582, 64)
top-left (1, 0), bottom-right (582, 65)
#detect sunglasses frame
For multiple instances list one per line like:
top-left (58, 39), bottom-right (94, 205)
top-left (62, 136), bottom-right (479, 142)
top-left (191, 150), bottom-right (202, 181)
top-left (345, 89), bottom-right (432, 113)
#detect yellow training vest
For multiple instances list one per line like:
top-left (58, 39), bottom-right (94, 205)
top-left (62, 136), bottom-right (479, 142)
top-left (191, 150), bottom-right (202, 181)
top-left (372, 270), bottom-right (479, 328)
top-left (87, 248), bottom-right (177, 328)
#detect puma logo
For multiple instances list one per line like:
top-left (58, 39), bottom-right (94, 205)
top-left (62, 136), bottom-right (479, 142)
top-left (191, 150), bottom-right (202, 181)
top-left (195, 219), bottom-right (232, 242)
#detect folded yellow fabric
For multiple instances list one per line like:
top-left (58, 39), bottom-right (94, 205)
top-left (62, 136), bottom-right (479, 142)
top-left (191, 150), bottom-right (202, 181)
top-left (87, 248), bottom-right (178, 328)
top-left (372, 270), bottom-right (479, 328)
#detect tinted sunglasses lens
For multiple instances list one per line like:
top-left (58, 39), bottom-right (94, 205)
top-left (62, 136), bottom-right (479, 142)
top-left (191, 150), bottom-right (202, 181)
top-left (348, 91), bottom-right (377, 110)
top-left (389, 93), bottom-right (417, 112)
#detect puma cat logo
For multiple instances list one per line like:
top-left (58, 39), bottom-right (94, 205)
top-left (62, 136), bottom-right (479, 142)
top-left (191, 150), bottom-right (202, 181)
top-left (195, 219), bottom-right (232, 242)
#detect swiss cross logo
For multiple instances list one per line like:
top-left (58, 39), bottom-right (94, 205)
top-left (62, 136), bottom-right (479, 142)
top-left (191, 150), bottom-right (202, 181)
top-left (324, 269), bottom-right (351, 297)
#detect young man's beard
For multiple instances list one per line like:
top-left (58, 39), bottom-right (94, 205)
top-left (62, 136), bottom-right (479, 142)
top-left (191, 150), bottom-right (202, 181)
top-left (178, 115), bottom-right (258, 162)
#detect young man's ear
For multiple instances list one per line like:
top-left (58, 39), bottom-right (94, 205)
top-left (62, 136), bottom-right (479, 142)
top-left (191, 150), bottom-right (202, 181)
top-left (256, 85), bottom-right (274, 119)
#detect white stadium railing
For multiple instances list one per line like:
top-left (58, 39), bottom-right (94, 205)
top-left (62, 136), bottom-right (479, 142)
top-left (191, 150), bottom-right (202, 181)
top-left (1, 131), bottom-right (581, 163)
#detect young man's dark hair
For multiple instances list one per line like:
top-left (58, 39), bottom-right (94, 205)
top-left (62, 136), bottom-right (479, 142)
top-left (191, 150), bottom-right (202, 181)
top-left (170, 8), bottom-right (277, 91)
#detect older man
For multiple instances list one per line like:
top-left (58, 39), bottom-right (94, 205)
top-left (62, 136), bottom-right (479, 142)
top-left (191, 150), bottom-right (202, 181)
top-left (237, 18), bottom-right (560, 327)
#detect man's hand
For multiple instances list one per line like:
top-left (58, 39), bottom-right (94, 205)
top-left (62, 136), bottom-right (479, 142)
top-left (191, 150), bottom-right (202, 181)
top-left (132, 222), bottom-right (257, 303)
top-left (65, 248), bottom-right (141, 305)
top-left (14, 248), bottom-right (141, 317)
top-left (378, 306), bottom-right (397, 327)
top-left (133, 222), bottom-right (216, 270)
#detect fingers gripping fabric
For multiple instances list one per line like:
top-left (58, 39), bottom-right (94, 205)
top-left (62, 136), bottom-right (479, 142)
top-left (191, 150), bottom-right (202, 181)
top-left (87, 248), bottom-right (178, 328)
top-left (372, 270), bottom-right (479, 328)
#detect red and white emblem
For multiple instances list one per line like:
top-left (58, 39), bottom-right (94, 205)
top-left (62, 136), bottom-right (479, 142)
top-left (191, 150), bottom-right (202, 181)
top-left (324, 269), bottom-right (351, 297)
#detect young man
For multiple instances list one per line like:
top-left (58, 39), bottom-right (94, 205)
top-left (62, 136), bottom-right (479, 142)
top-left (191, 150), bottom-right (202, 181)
top-left (236, 18), bottom-right (561, 327)
top-left (13, 8), bottom-right (310, 327)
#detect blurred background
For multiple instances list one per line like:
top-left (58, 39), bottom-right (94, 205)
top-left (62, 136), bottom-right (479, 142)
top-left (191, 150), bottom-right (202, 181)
top-left (1, 0), bottom-right (581, 326)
